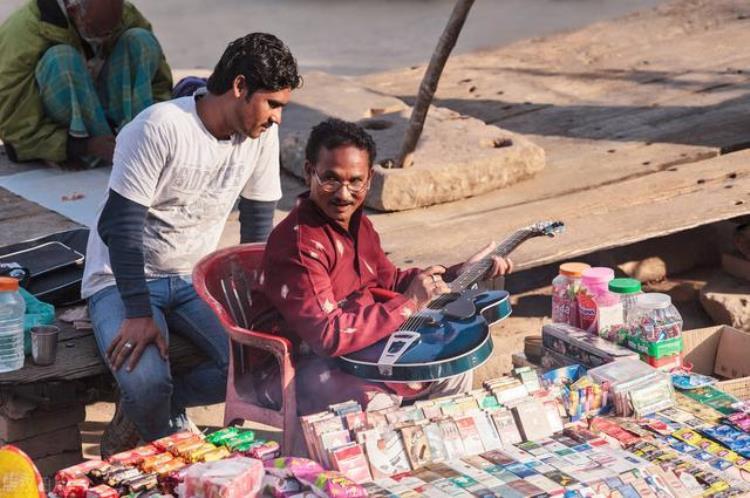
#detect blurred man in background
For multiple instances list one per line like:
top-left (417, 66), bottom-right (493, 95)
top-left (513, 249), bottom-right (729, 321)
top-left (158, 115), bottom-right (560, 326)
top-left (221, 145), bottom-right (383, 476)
top-left (0, 0), bottom-right (172, 168)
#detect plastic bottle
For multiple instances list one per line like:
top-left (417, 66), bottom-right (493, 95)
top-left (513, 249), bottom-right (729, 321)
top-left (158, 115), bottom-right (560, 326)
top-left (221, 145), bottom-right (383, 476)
top-left (577, 267), bottom-right (615, 333)
top-left (0, 277), bottom-right (26, 373)
top-left (551, 262), bottom-right (590, 326)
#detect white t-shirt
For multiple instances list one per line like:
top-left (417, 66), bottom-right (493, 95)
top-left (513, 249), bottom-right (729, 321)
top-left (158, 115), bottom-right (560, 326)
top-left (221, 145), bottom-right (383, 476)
top-left (81, 95), bottom-right (282, 298)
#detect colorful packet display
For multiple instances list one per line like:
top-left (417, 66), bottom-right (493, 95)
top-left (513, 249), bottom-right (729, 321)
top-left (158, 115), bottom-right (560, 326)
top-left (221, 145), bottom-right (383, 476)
top-left (727, 411), bottom-right (750, 432)
top-left (247, 440), bottom-right (281, 460)
top-left (122, 472), bottom-right (159, 493)
top-left (672, 427), bottom-right (704, 446)
top-left (171, 438), bottom-right (209, 458)
top-left (139, 452), bottom-right (176, 473)
top-left (85, 484), bottom-right (119, 498)
top-left (224, 430), bottom-right (256, 450)
top-left (202, 446), bottom-right (231, 463)
top-left (160, 466), bottom-right (190, 495)
top-left (205, 426), bottom-right (241, 445)
top-left (152, 457), bottom-right (187, 477)
top-left (266, 457), bottom-right (326, 479)
top-left (108, 445), bottom-right (160, 466)
top-left (702, 425), bottom-right (750, 458)
top-left (297, 470), bottom-right (367, 498)
top-left (185, 442), bottom-right (221, 464)
top-left (152, 431), bottom-right (203, 452)
top-left (56, 460), bottom-right (109, 484)
top-left (681, 386), bottom-right (739, 415)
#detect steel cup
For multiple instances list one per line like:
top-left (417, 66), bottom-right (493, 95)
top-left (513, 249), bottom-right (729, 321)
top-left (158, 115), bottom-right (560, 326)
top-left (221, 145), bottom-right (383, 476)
top-left (30, 325), bottom-right (59, 366)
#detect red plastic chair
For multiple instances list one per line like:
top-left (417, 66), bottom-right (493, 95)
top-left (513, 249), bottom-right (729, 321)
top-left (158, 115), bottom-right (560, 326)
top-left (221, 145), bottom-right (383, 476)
top-left (193, 243), bottom-right (297, 454)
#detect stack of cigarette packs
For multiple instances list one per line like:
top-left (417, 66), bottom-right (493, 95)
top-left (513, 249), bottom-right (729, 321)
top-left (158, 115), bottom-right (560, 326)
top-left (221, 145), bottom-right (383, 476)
top-left (300, 374), bottom-right (567, 485)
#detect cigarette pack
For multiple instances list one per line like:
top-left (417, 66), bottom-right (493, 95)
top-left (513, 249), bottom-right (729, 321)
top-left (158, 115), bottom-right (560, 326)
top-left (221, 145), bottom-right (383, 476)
top-left (506, 478), bottom-right (548, 497)
top-left (505, 462), bottom-right (538, 479)
top-left (329, 400), bottom-right (362, 416)
top-left (361, 429), bottom-right (411, 478)
top-left (418, 403), bottom-right (444, 421)
top-left (453, 416), bottom-right (484, 455)
top-left (330, 442), bottom-right (373, 483)
top-left (491, 409), bottom-right (522, 446)
top-left (361, 481), bottom-right (399, 498)
top-left (512, 400), bottom-right (554, 442)
top-left (344, 411), bottom-right (367, 432)
top-left (478, 450), bottom-right (515, 467)
top-left (525, 474), bottom-right (564, 496)
top-left (492, 383), bottom-right (529, 404)
top-left (543, 469), bottom-right (579, 487)
top-left (438, 419), bottom-right (466, 460)
top-left (300, 411), bottom-right (334, 461)
top-left (543, 400), bottom-right (564, 433)
top-left (491, 484), bottom-right (527, 498)
top-left (321, 428), bottom-right (351, 453)
top-left (400, 425), bottom-right (432, 470)
top-left (472, 412), bottom-right (503, 451)
top-left (423, 423), bottom-right (448, 463)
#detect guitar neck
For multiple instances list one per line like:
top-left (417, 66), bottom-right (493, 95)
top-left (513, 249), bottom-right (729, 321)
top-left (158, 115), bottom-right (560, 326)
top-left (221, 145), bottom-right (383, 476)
top-left (447, 229), bottom-right (534, 294)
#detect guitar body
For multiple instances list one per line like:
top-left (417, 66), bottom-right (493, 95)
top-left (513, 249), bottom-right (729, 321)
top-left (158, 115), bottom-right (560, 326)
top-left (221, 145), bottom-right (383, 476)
top-left (338, 289), bottom-right (511, 382)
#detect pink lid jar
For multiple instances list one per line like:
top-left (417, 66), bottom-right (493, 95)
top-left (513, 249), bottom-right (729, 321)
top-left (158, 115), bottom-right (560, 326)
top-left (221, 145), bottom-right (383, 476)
top-left (581, 267), bottom-right (615, 297)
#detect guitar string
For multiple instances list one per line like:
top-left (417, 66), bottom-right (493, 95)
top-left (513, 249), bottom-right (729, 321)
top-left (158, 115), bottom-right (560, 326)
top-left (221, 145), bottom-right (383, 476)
top-left (396, 223), bottom-right (559, 332)
top-left (397, 228), bottom-right (533, 333)
top-left (397, 233), bottom-right (522, 333)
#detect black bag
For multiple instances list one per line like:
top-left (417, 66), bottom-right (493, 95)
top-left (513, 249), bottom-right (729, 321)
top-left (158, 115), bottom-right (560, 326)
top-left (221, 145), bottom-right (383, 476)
top-left (0, 228), bottom-right (89, 306)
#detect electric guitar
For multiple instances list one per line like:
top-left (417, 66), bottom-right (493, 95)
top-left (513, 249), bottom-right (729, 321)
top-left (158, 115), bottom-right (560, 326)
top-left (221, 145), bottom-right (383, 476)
top-left (337, 220), bottom-right (565, 382)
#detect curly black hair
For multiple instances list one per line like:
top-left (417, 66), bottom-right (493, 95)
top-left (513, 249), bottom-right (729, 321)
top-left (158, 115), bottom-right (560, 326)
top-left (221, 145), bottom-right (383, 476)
top-left (207, 33), bottom-right (302, 97)
top-left (305, 118), bottom-right (377, 168)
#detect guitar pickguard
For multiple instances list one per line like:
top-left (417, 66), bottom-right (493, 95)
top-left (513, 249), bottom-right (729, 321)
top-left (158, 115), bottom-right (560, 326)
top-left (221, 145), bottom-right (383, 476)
top-left (442, 288), bottom-right (487, 320)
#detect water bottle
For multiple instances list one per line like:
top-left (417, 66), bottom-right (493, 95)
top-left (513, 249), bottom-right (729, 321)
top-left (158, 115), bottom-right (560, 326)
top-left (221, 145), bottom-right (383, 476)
top-left (0, 277), bottom-right (26, 373)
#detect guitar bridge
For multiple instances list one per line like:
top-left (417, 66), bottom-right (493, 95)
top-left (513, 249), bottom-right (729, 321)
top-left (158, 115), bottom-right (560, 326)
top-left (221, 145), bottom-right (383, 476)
top-left (377, 331), bottom-right (420, 377)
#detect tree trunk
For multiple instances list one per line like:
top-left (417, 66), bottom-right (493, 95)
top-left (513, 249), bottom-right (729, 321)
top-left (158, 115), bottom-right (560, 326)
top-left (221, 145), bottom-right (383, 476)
top-left (396, 0), bottom-right (476, 168)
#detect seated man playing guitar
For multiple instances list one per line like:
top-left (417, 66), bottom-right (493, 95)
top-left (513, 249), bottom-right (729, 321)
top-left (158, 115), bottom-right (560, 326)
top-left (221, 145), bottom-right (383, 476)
top-left (249, 118), bottom-right (512, 414)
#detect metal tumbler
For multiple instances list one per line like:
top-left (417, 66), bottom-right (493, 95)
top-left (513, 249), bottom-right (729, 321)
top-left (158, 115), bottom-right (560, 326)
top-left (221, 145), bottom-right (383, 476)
top-left (30, 325), bottom-right (60, 366)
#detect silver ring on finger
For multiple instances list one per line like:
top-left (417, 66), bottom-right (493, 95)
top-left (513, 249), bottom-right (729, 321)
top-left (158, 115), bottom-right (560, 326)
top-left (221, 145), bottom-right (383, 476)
top-left (124, 342), bottom-right (134, 350)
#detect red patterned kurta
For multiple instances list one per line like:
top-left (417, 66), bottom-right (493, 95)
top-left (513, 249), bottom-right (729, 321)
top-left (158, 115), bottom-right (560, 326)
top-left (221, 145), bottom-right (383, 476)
top-left (250, 194), bottom-right (438, 413)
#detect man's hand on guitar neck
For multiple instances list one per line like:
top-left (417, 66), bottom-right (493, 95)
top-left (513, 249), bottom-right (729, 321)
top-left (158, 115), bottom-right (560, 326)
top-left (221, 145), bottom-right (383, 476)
top-left (403, 265), bottom-right (451, 309)
top-left (464, 241), bottom-right (514, 278)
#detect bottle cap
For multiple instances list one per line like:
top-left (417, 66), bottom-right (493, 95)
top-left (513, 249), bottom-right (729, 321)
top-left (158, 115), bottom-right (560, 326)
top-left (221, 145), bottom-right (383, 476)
top-left (559, 262), bottom-right (591, 278)
top-left (581, 267), bottom-right (615, 285)
top-left (608, 278), bottom-right (642, 295)
top-left (0, 277), bottom-right (19, 292)
top-left (636, 292), bottom-right (672, 310)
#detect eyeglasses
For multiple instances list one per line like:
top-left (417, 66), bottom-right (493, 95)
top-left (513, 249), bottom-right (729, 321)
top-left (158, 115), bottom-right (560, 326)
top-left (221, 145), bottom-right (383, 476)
top-left (312, 170), bottom-right (369, 194)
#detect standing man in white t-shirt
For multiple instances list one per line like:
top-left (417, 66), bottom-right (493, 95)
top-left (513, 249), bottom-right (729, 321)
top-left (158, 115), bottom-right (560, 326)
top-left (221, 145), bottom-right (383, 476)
top-left (81, 33), bottom-right (302, 455)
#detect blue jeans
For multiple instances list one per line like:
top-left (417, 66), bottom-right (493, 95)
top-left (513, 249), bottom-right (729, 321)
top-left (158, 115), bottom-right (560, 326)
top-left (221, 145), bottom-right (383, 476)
top-left (88, 276), bottom-right (228, 441)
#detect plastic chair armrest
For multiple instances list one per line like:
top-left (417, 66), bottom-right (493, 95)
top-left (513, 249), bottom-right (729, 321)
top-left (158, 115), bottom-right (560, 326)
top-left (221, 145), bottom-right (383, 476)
top-left (226, 324), bottom-right (293, 360)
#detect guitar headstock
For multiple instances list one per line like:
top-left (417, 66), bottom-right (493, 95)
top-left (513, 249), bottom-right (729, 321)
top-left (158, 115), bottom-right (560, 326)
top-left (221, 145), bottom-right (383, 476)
top-left (528, 220), bottom-right (565, 238)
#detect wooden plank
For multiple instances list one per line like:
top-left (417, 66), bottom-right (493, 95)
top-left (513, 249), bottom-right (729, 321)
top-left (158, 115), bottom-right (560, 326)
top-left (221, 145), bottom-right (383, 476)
top-left (376, 150), bottom-right (750, 269)
top-left (0, 188), bottom-right (79, 246)
top-left (0, 321), bottom-right (205, 385)
top-left (357, 1), bottom-right (750, 183)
